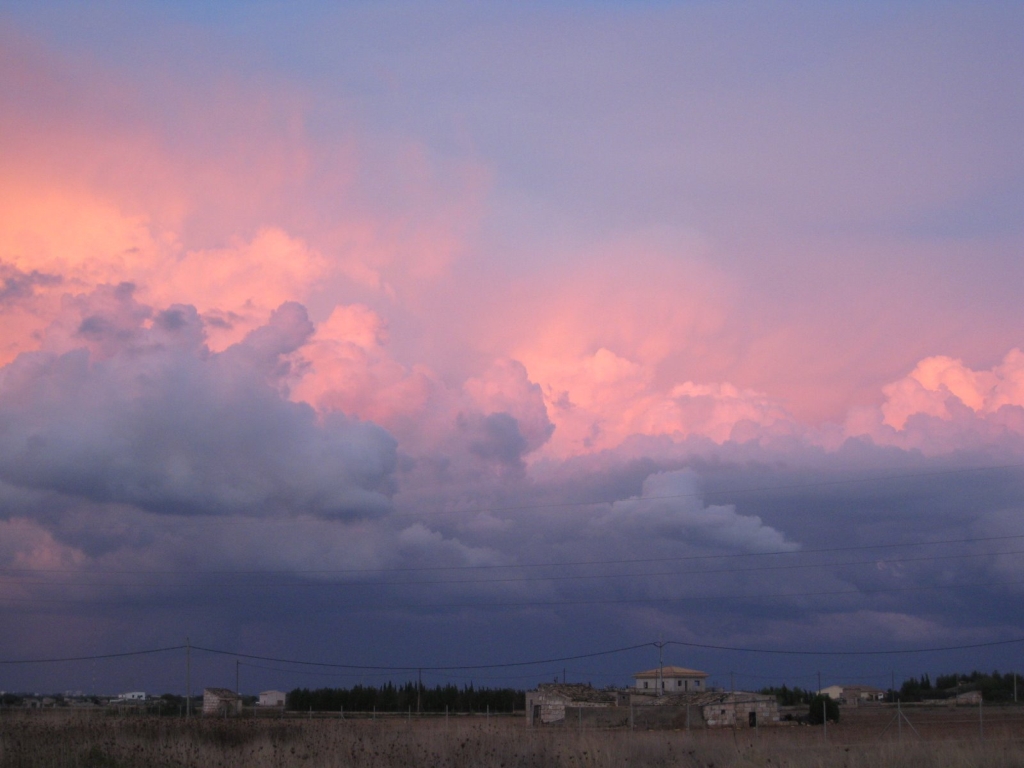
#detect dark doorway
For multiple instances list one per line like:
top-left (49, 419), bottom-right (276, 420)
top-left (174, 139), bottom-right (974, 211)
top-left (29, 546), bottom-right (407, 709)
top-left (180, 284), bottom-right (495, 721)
top-left (748, 711), bottom-right (757, 727)
top-left (532, 705), bottom-right (541, 724)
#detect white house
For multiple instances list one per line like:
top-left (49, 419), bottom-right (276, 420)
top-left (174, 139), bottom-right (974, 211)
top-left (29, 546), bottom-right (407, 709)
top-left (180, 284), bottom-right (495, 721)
top-left (818, 684), bottom-right (886, 704)
top-left (258, 690), bottom-right (287, 707)
top-left (633, 666), bottom-right (708, 694)
top-left (118, 691), bottom-right (147, 702)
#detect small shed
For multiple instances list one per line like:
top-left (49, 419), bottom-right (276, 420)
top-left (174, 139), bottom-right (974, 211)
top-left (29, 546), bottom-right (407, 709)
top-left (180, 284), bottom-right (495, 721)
top-left (526, 683), bottom-right (623, 725)
top-left (696, 691), bottom-right (779, 728)
top-left (258, 690), bottom-right (286, 707)
top-left (203, 688), bottom-right (243, 717)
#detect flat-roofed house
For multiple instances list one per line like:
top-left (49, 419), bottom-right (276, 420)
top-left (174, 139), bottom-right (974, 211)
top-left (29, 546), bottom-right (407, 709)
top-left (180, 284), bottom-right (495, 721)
top-left (818, 684), bottom-right (886, 705)
top-left (258, 690), bottom-right (286, 707)
top-left (633, 666), bottom-right (708, 694)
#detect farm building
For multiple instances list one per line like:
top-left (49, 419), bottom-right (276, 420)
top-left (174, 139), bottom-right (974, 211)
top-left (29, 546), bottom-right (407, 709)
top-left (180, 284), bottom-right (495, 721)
top-left (525, 683), bottom-right (625, 725)
top-left (691, 691), bottom-right (780, 728)
top-left (955, 690), bottom-right (983, 705)
top-left (632, 666), bottom-right (708, 694)
top-left (202, 688), bottom-right (243, 717)
top-left (631, 689), bottom-right (779, 728)
top-left (818, 684), bottom-right (886, 705)
top-left (526, 681), bottom-right (779, 729)
top-left (258, 690), bottom-right (286, 707)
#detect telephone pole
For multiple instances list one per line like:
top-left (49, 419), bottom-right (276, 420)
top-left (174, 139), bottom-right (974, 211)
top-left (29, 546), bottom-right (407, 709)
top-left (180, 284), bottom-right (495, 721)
top-left (657, 641), bottom-right (664, 696)
top-left (186, 638), bottom-right (192, 718)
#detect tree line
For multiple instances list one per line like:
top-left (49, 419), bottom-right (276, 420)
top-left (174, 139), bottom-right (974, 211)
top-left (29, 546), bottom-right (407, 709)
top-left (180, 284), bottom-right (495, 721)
top-left (287, 683), bottom-right (525, 713)
top-left (899, 670), bottom-right (1021, 702)
top-left (761, 670), bottom-right (1022, 706)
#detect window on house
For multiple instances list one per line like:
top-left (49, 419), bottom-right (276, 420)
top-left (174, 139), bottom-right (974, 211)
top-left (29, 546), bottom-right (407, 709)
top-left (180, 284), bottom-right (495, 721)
top-left (643, 682), bottom-right (648, 689)
top-left (677, 680), bottom-right (682, 687)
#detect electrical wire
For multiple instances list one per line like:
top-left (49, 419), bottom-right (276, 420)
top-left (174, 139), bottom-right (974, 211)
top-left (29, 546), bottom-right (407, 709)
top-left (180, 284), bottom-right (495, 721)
top-left (0, 646), bottom-right (185, 665)
top-left (192, 642), bottom-right (656, 672)
top-left (3, 631), bottom-right (1023, 670)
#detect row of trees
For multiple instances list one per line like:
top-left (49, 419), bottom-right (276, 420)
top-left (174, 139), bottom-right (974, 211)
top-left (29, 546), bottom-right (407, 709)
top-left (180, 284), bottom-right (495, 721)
top-left (287, 683), bottom-right (525, 713)
top-left (761, 670), bottom-right (1021, 707)
top-left (900, 670), bottom-right (1021, 702)
top-left (757, 686), bottom-right (816, 706)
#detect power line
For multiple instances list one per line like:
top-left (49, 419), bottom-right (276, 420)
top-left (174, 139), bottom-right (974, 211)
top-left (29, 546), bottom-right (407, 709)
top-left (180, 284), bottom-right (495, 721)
top-left (238, 661), bottom-right (546, 683)
top-left (3, 631), bottom-right (1023, 670)
top-left (0, 646), bottom-right (185, 665)
top-left (664, 636), bottom-right (1024, 657)
top-left (192, 643), bottom-right (656, 672)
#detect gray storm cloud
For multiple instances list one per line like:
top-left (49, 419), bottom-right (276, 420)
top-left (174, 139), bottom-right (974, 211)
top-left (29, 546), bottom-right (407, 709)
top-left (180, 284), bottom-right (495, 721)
top-left (598, 469), bottom-right (799, 553)
top-left (0, 287), bottom-right (397, 520)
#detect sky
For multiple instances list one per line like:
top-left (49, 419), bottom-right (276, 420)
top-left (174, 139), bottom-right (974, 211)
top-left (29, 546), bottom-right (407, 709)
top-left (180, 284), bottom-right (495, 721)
top-left (2, 0), bottom-right (1024, 697)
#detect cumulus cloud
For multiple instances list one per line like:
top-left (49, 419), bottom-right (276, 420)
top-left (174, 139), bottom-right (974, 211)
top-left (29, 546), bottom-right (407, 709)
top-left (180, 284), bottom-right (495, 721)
top-left (594, 469), bottom-right (797, 553)
top-left (881, 350), bottom-right (1024, 429)
top-left (845, 349), bottom-right (1024, 454)
top-left (292, 309), bottom-right (555, 480)
top-left (0, 286), bottom-right (398, 520)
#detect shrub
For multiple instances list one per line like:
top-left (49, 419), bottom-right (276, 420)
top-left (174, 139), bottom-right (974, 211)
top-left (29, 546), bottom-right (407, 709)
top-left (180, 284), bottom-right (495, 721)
top-left (807, 694), bottom-right (839, 724)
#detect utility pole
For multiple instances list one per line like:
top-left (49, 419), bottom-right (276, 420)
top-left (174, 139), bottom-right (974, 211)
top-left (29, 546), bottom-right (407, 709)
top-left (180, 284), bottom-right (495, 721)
top-left (1015, 673), bottom-right (1018, 703)
top-left (658, 642), bottom-right (664, 696)
top-left (817, 671), bottom-right (821, 695)
top-left (236, 660), bottom-right (240, 696)
top-left (186, 638), bottom-right (192, 718)
top-left (730, 671), bottom-right (734, 693)
top-left (891, 670), bottom-right (895, 703)
top-left (897, 699), bottom-right (902, 743)
top-left (417, 669), bottom-right (422, 715)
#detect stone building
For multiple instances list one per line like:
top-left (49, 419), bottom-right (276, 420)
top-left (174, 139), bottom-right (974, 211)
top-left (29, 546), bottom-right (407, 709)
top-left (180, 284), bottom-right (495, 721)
top-left (525, 683), bottom-right (625, 725)
top-left (202, 688), bottom-right (243, 717)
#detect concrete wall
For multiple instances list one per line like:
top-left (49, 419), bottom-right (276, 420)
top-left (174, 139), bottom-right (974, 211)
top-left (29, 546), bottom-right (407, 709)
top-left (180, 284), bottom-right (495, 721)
top-left (526, 693), bottom-right (612, 725)
top-left (202, 693), bottom-right (242, 717)
top-left (702, 699), bottom-right (778, 728)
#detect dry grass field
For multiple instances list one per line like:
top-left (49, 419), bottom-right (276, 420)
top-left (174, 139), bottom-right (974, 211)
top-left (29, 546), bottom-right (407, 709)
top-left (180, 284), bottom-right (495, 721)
top-left (2, 707), bottom-right (1024, 768)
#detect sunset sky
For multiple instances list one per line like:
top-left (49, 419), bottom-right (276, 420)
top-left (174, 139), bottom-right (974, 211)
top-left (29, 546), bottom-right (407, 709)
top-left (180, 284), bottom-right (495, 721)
top-left (2, 1), bottom-right (1024, 696)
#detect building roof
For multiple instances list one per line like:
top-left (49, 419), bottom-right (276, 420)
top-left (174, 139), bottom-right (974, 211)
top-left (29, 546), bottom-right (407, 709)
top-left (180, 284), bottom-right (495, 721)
top-left (534, 683), bottom-right (618, 703)
top-left (633, 666), bottom-right (708, 679)
top-left (203, 688), bottom-right (241, 700)
top-left (841, 685), bottom-right (885, 693)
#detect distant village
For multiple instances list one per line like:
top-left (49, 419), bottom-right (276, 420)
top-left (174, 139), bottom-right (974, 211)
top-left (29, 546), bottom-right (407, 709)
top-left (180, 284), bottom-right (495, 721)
top-left (0, 664), bottom-right (1009, 730)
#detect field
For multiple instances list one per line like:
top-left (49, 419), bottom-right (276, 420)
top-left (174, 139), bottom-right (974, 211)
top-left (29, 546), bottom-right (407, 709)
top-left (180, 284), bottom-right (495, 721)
top-left (3, 705), bottom-right (1024, 768)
